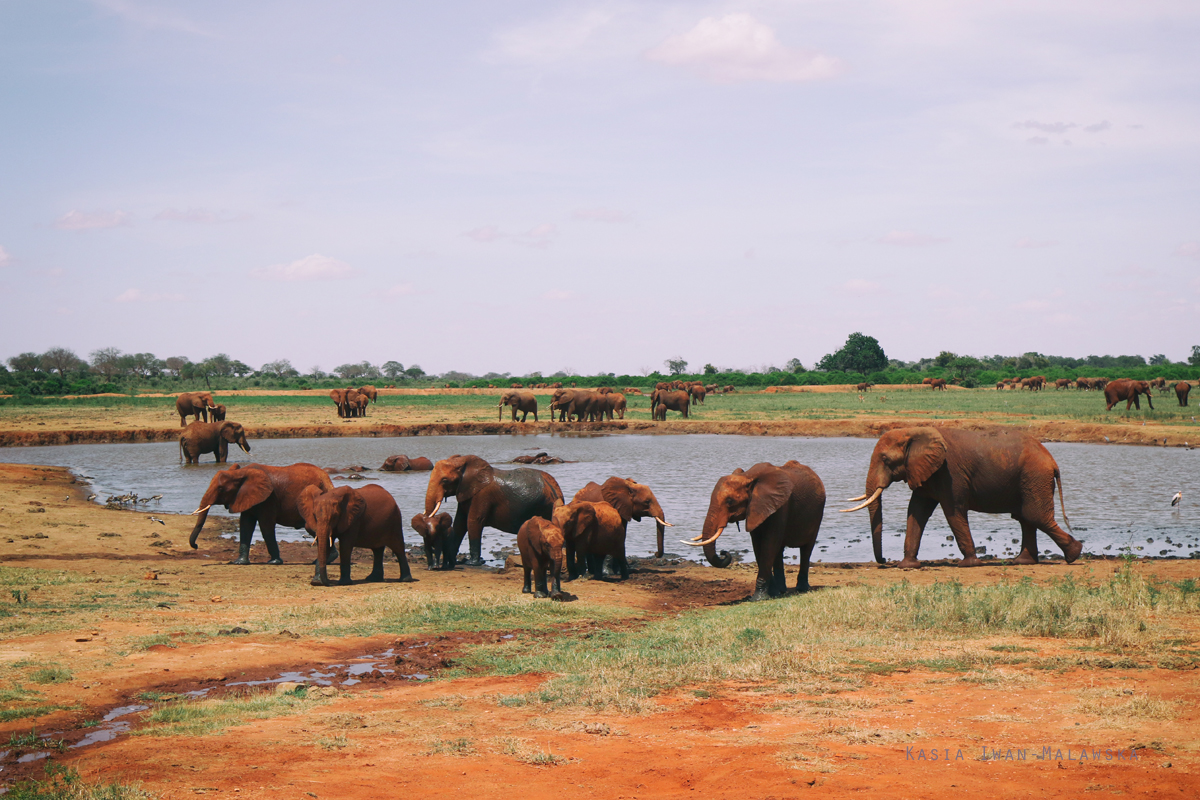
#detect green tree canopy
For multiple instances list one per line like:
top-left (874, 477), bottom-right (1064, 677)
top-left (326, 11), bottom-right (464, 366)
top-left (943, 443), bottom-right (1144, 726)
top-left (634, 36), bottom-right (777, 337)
top-left (665, 357), bottom-right (688, 375)
top-left (816, 333), bottom-right (887, 374)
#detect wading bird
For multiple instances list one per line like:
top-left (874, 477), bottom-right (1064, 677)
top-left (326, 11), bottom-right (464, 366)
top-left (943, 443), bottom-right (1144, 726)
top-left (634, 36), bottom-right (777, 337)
top-left (1172, 492), bottom-right (1183, 507)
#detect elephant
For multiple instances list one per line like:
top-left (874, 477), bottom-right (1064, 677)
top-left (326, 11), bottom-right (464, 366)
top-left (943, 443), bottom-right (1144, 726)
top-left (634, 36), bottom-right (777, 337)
top-left (188, 462), bottom-right (334, 565)
top-left (551, 389), bottom-right (601, 422)
top-left (599, 392), bottom-right (627, 421)
top-left (1104, 379), bottom-right (1154, 411)
top-left (424, 455), bottom-right (564, 567)
top-left (517, 517), bottom-right (566, 598)
top-left (841, 426), bottom-right (1083, 569)
top-left (856, 382), bottom-right (872, 392)
top-left (1055, 378), bottom-right (1071, 390)
top-left (572, 476), bottom-right (671, 559)
top-left (298, 484), bottom-right (412, 586)
top-left (499, 390), bottom-right (538, 422)
top-left (689, 384), bottom-right (707, 404)
top-left (176, 392), bottom-right (216, 427)
top-left (685, 461), bottom-right (825, 601)
top-left (352, 395), bottom-right (368, 416)
top-left (1150, 377), bottom-right (1167, 389)
top-left (650, 389), bottom-right (690, 420)
top-left (921, 377), bottom-right (933, 385)
top-left (929, 379), bottom-right (947, 390)
top-left (552, 500), bottom-right (630, 580)
top-left (1176, 381), bottom-right (1192, 407)
top-left (596, 386), bottom-right (612, 394)
top-left (345, 388), bottom-right (365, 417)
top-left (329, 388), bottom-right (348, 418)
top-left (208, 404), bottom-right (227, 422)
top-left (358, 385), bottom-right (378, 403)
top-left (411, 511), bottom-right (453, 569)
top-left (179, 421), bottom-right (251, 465)
top-left (381, 455), bottom-right (434, 472)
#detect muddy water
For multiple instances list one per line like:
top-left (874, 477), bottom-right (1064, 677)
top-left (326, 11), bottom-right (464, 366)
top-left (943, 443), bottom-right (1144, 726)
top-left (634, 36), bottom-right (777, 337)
top-left (1, 434), bottom-right (1197, 564)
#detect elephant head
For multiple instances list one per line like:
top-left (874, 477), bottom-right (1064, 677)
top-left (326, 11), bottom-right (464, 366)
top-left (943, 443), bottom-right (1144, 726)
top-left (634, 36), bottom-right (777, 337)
top-left (218, 421), bottom-right (251, 455)
top-left (188, 464), bottom-right (275, 548)
top-left (298, 485), bottom-right (366, 586)
top-left (411, 512), bottom-right (452, 569)
top-left (841, 427), bottom-right (947, 564)
top-left (596, 477), bottom-right (671, 558)
top-left (424, 455), bottom-right (489, 517)
top-left (552, 501), bottom-right (599, 556)
top-left (685, 465), bottom-right (790, 568)
top-left (381, 455), bottom-right (411, 472)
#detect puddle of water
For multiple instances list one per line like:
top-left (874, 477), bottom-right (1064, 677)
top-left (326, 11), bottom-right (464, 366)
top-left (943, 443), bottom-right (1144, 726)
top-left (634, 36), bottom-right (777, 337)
top-left (17, 752), bottom-right (49, 763)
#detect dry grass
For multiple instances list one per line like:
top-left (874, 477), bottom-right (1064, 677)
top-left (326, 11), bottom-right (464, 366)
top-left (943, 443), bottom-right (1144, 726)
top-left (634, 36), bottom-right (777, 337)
top-left (1075, 688), bottom-right (1177, 723)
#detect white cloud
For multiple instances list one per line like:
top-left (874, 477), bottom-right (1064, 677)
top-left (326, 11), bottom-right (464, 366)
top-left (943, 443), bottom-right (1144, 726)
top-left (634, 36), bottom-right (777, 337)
top-left (55, 210), bottom-right (132, 230)
top-left (573, 207), bottom-right (632, 223)
top-left (465, 226), bottom-right (503, 243)
top-left (1015, 238), bottom-right (1058, 249)
top-left (0, 246), bottom-right (11, 267)
top-left (488, 9), bottom-right (614, 64)
top-left (154, 208), bottom-right (248, 223)
top-left (251, 254), bottom-right (356, 281)
top-left (646, 14), bottom-right (841, 84)
top-left (541, 289), bottom-right (576, 301)
top-left (114, 288), bottom-right (184, 303)
top-left (517, 223), bottom-right (557, 248)
top-left (1175, 242), bottom-right (1200, 259)
top-left (876, 230), bottom-right (949, 247)
top-left (1084, 120), bottom-right (1112, 133)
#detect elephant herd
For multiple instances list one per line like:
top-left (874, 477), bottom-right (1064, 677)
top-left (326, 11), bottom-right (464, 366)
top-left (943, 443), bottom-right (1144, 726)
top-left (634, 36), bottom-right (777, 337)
top-left (991, 375), bottom-right (1195, 407)
top-left (184, 424), bottom-right (1084, 601)
top-left (330, 385), bottom-right (377, 418)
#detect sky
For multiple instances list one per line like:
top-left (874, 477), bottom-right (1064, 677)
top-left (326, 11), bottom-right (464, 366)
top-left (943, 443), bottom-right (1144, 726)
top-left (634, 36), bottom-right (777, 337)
top-left (1, 1), bottom-right (1198, 376)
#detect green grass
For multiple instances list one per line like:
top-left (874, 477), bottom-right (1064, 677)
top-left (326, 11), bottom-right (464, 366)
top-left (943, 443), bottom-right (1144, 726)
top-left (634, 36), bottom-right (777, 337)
top-left (29, 666), bottom-right (73, 684)
top-left (0, 704), bottom-right (78, 722)
top-left (3, 762), bottom-right (151, 800)
top-left (131, 688), bottom-right (319, 737)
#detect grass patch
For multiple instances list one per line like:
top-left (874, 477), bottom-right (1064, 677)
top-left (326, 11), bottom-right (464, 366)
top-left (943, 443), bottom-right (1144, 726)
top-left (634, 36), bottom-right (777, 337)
top-left (131, 688), bottom-right (320, 737)
top-left (988, 644), bottom-right (1038, 653)
top-left (0, 704), bottom-right (79, 722)
top-left (29, 666), bottom-right (73, 684)
top-left (316, 733), bottom-right (349, 750)
top-left (3, 762), bottom-right (150, 800)
top-left (427, 737), bottom-right (475, 756)
top-left (1075, 689), bottom-right (1176, 722)
top-left (497, 737), bottom-right (565, 766)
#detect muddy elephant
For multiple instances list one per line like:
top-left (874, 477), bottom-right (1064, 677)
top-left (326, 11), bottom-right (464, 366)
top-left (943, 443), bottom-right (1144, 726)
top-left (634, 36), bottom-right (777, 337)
top-left (842, 427), bottom-right (1083, 569)
top-left (929, 379), bottom-right (947, 391)
top-left (553, 500), bottom-right (630, 580)
top-left (599, 392), bottom-right (627, 421)
top-left (411, 511), bottom-right (453, 569)
top-left (344, 388), bottom-right (365, 417)
top-left (689, 384), bottom-right (707, 404)
top-left (176, 392), bottom-right (216, 427)
top-left (687, 462), bottom-right (825, 601)
top-left (1150, 377), bottom-right (1167, 389)
top-left (179, 421), bottom-right (251, 465)
top-left (188, 462), bottom-right (333, 565)
top-left (551, 389), bottom-right (601, 422)
top-left (572, 477), bottom-right (670, 559)
top-left (651, 389), bottom-right (690, 420)
top-left (358, 385), bottom-right (378, 403)
top-left (424, 455), bottom-right (564, 567)
top-left (499, 390), bottom-right (538, 422)
top-left (381, 455), bottom-right (434, 472)
top-left (329, 389), bottom-right (348, 418)
top-left (517, 517), bottom-right (566, 598)
top-left (299, 484), bottom-right (412, 586)
top-left (1176, 381), bottom-right (1192, 407)
top-left (1104, 379), bottom-right (1154, 411)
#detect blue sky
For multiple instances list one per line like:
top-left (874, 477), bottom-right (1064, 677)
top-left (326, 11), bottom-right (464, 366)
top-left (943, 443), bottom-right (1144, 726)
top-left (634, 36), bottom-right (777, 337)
top-left (2, 1), bottom-right (1198, 375)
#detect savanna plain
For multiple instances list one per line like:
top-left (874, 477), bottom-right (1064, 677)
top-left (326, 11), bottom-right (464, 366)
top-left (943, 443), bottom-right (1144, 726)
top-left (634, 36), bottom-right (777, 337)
top-left (1, 387), bottom-right (1199, 798)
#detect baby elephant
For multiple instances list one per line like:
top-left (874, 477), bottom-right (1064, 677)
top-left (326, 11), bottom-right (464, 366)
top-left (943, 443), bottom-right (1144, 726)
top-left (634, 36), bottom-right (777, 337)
top-left (410, 511), bottom-right (453, 569)
top-left (298, 484), bottom-right (413, 586)
top-left (517, 517), bottom-right (566, 599)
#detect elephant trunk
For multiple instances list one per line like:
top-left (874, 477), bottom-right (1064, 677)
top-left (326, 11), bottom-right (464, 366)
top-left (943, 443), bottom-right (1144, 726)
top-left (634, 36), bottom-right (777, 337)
top-left (688, 510), bottom-right (733, 568)
top-left (649, 499), bottom-right (667, 559)
top-left (188, 507), bottom-right (211, 549)
top-left (425, 483), bottom-right (444, 517)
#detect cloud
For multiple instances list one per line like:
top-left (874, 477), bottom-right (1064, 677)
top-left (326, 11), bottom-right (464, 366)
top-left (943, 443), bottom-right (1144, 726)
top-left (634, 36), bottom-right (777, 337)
top-left (646, 14), bottom-right (841, 84)
top-left (154, 208), bottom-right (248, 223)
top-left (385, 283), bottom-right (418, 297)
top-left (1084, 120), bottom-right (1111, 133)
top-left (91, 0), bottom-right (210, 36)
top-left (1013, 120), bottom-right (1076, 134)
top-left (840, 279), bottom-right (881, 293)
top-left (55, 210), bottom-right (132, 230)
top-left (876, 230), bottom-right (949, 247)
top-left (1015, 238), bottom-right (1058, 249)
top-left (114, 288), bottom-right (184, 303)
top-left (572, 207), bottom-right (631, 223)
top-left (1025, 136), bottom-right (1049, 145)
top-left (488, 9), bottom-right (613, 64)
top-left (1175, 242), bottom-right (1200, 260)
top-left (0, 246), bottom-right (11, 267)
top-left (464, 226), bottom-right (503, 243)
top-left (541, 289), bottom-right (576, 301)
top-left (517, 223), bottom-right (557, 248)
top-left (251, 254), bottom-right (356, 281)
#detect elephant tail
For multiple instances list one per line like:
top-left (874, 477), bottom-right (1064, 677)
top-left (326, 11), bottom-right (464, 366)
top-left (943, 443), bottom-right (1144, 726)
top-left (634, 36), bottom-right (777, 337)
top-left (1054, 469), bottom-right (1072, 533)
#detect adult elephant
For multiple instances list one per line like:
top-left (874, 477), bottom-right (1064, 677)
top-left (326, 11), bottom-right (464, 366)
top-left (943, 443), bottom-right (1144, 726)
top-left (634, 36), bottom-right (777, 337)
top-left (298, 484), bottom-right (412, 586)
top-left (381, 455), bottom-right (434, 472)
top-left (1104, 379), bottom-right (1154, 411)
top-left (188, 463), bottom-right (333, 565)
top-left (651, 389), bottom-right (690, 420)
top-left (841, 427), bottom-right (1082, 569)
top-left (1175, 381), bottom-right (1192, 407)
top-left (1150, 377), bottom-right (1167, 389)
top-left (553, 500), bottom-right (630, 580)
top-left (599, 392), bottom-right (626, 421)
top-left (424, 455), bottom-right (564, 567)
top-left (358, 385), bottom-right (378, 403)
top-left (179, 421), bottom-right (251, 465)
top-left (689, 384), bottom-right (707, 404)
top-left (345, 388), bottom-right (365, 417)
top-left (499, 390), bottom-right (538, 422)
top-left (176, 392), bottom-right (216, 427)
top-left (329, 389), bottom-right (348, 418)
top-left (1054, 378), bottom-right (1071, 390)
top-left (685, 461), bottom-right (825, 601)
top-left (929, 379), bottom-right (947, 391)
top-left (573, 476), bottom-right (671, 558)
top-left (552, 389), bottom-right (601, 422)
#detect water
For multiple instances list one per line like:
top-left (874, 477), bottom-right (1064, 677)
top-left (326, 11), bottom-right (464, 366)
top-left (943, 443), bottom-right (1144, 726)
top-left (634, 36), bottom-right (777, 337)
top-left (2, 434), bottom-right (1198, 564)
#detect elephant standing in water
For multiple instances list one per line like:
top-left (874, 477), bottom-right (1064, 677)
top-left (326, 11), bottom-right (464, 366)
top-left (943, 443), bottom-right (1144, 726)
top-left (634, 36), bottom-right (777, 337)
top-left (841, 427), bottom-right (1083, 568)
top-left (179, 421), bottom-right (251, 464)
top-left (424, 455), bottom-right (564, 567)
top-left (189, 463), bottom-right (333, 565)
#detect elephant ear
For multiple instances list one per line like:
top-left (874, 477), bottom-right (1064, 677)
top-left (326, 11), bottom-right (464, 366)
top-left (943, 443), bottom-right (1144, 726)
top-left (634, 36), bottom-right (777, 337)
top-left (575, 504), bottom-right (597, 541)
top-left (457, 456), bottom-right (493, 502)
top-left (600, 478), bottom-right (634, 522)
top-left (746, 466), bottom-right (793, 533)
top-left (219, 423), bottom-right (238, 442)
top-left (230, 469), bottom-right (273, 513)
top-left (904, 428), bottom-right (948, 489)
top-left (337, 487), bottom-right (366, 535)
top-left (297, 484), bottom-right (321, 528)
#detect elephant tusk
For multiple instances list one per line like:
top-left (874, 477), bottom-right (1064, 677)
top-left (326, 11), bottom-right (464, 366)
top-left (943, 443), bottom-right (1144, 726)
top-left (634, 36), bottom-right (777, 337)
top-left (191, 505), bottom-right (211, 516)
top-left (840, 487), bottom-right (883, 513)
top-left (654, 516), bottom-right (673, 528)
top-left (846, 494), bottom-right (867, 502)
top-left (430, 500), bottom-right (442, 517)
top-left (682, 527), bottom-right (724, 547)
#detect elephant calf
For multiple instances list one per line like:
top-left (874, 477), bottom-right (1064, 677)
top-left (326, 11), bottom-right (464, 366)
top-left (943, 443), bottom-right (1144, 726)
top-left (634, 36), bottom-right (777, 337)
top-left (553, 500), bottom-right (630, 581)
top-left (299, 484), bottom-right (413, 586)
top-left (179, 421), bottom-right (250, 465)
top-left (517, 517), bottom-right (566, 599)
top-left (411, 511), bottom-right (452, 570)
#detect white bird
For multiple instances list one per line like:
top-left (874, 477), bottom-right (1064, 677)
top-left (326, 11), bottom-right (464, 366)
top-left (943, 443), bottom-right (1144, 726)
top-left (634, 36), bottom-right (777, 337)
top-left (86, 494), bottom-right (97, 501)
top-left (148, 516), bottom-right (166, 525)
top-left (1171, 492), bottom-right (1182, 507)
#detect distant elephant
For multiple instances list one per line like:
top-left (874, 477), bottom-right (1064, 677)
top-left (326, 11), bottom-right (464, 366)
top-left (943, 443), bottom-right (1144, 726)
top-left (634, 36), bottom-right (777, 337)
top-left (381, 455), bottom-right (434, 472)
top-left (856, 382), bottom-right (871, 392)
top-left (410, 511), bottom-right (453, 569)
top-left (208, 404), bottom-right (227, 422)
top-left (176, 391), bottom-right (216, 426)
top-left (1104, 379), bottom-right (1154, 411)
top-left (599, 392), bottom-right (627, 420)
top-left (329, 389), bottom-right (348, 418)
top-left (1054, 378), bottom-right (1071, 390)
top-left (596, 386), bottom-right (612, 395)
top-left (686, 461), bottom-right (825, 601)
top-left (841, 427), bottom-right (1083, 569)
top-left (189, 462), bottom-right (334, 565)
top-left (1176, 381), bottom-right (1192, 407)
top-left (651, 389), bottom-right (689, 420)
top-left (689, 384), bottom-right (706, 404)
top-left (499, 390), bottom-right (538, 422)
top-left (517, 517), bottom-right (566, 598)
top-left (572, 477), bottom-right (670, 559)
top-left (921, 377), bottom-right (933, 385)
top-left (352, 395), bottom-right (368, 416)
top-left (424, 455), bottom-right (564, 567)
top-left (552, 500), bottom-right (630, 580)
top-left (345, 388), bottom-right (365, 417)
top-left (551, 389), bottom-right (601, 422)
top-left (1150, 377), bottom-right (1167, 389)
top-left (358, 385), bottom-right (378, 403)
top-left (929, 379), bottom-right (947, 390)
top-left (179, 421), bottom-right (251, 465)
top-left (298, 484), bottom-right (412, 586)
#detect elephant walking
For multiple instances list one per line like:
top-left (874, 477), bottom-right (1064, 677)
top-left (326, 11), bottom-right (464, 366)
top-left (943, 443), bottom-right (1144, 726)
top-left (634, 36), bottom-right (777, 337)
top-left (1175, 381), bottom-right (1191, 407)
top-left (651, 389), bottom-right (690, 420)
top-left (499, 390), bottom-right (538, 422)
top-left (298, 484), bottom-right (412, 586)
top-left (179, 421), bottom-right (251, 464)
top-left (1104, 379), bottom-right (1154, 411)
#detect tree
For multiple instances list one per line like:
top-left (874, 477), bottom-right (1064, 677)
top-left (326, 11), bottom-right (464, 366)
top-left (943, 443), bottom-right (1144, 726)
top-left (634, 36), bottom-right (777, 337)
top-left (785, 357), bottom-right (805, 373)
top-left (405, 365), bottom-right (425, 379)
top-left (334, 362), bottom-right (369, 380)
top-left (1190, 346), bottom-right (1200, 367)
top-left (164, 356), bottom-right (190, 377)
top-left (816, 333), bottom-right (888, 374)
top-left (382, 361), bottom-right (405, 379)
top-left (127, 353), bottom-right (163, 378)
top-left (934, 351), bottom-right (958, 368)
top-left (1149, 354), bottom-right (1168, 366)
top-left (261, 359), bottom-right (297, 376)
top-left (40, 347), bottom-right (85, 376)
top-left (949, 356), bottom-right (983, 381)
top-left (89, 347), bottom-right (124, 381)
top-left (665, 356), bottom-right (688, 375)
top-left (703, 363), bottom-right (717, 375)
top-left (203, 354), bottom-right (234, 378)
top-left (7, 352), bottom-right (41, 373)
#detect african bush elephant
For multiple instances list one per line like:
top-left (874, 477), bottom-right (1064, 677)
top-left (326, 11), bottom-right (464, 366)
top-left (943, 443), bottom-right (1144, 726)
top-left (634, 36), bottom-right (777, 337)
top-left (176, 392), bottom-right (216, 427)
top-left (517, 517), bottom-right (566, 598)
top-left (381, 455), bottom-right (434, 472)
top-left (329, 388), bottom-right (348, 418)
top-left (651, 389), bottom-right (690, 420)
top-left (179, 421), bottom-right (251, 464)
top-left (686, 461), bottom-right (825, 601)
top-left (841, 427), bottom-right (1083, 569)
top-left (424, 455), bottom-right (564, 567)
top-left (552, 500), bottom-right (630, 580)
top-left (345, 388), bottom-right (365, 417)
top-left (410, 511), bottom-right (453, 569)
top-left (208, 404), bottom-right (226, 422)
top-left (929, 379), bottom-right (947, 391)
top-left (599, 392), bottom-right (627, 420)
top-left (298, 484), bottom-right (412, 586)
top-left (572, 477), bottom-right (670, 559)
top-left (551, 389), bottom-right (601, 422)
top-left (1104, 379), bottom-right (1154, 411)
top-left (499, 390), bottom-right (538, 422)
top-left (1176, 381), bottom-right (1192, 407)
top-left (689, 384), bottom-right (706, 404)
top-left (1150, 377), bottom-right (1167, 389)
top-left (188, 463), bottom-right (333, 565)
top-left (358, 385), bottom-right (378, 403)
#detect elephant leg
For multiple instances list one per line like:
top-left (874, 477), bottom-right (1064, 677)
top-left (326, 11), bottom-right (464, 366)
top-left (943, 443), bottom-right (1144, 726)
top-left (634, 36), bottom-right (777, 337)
top-left (534, 560), bottom-right (549, 598)
top-left (337, 539), bottom-right (353, 585)
top-left (749, 532), bottom-right (780, 601)
top-left (564, 541), bottom-right (580, 580)
top-left (899, 494), bottom-right (939, 568)
top-left (394, 546), bottom-right (413, 582)
top-left (770, 548), bottom-right (786, 598)
top-left (520, 411), bottom-right (528, 422)
top-left (231, 513), bottom-right (257, 565)
top-left (586, 553), bottom-right (605, 580)
top-left (257, 510), bottom-right (284, 565)
top-left (941, 506), bottom-right (981, 567)
top-left (522, 561), bottom-right (533, 593)
top-left (1012, 517), bottom-right (1040, 564)
top-left (441, 507), bottom-right (469, 570)
top-left (617, 555), bottom-right (630, 580)
top-left (464, 510), bottom-right (486, 567)
top-left (1036, 519), bottom-right (1082, 563)
top-left (796, 538), bottom-right (816, 593)
top-left (366, 547), bottom-right (385, 582)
